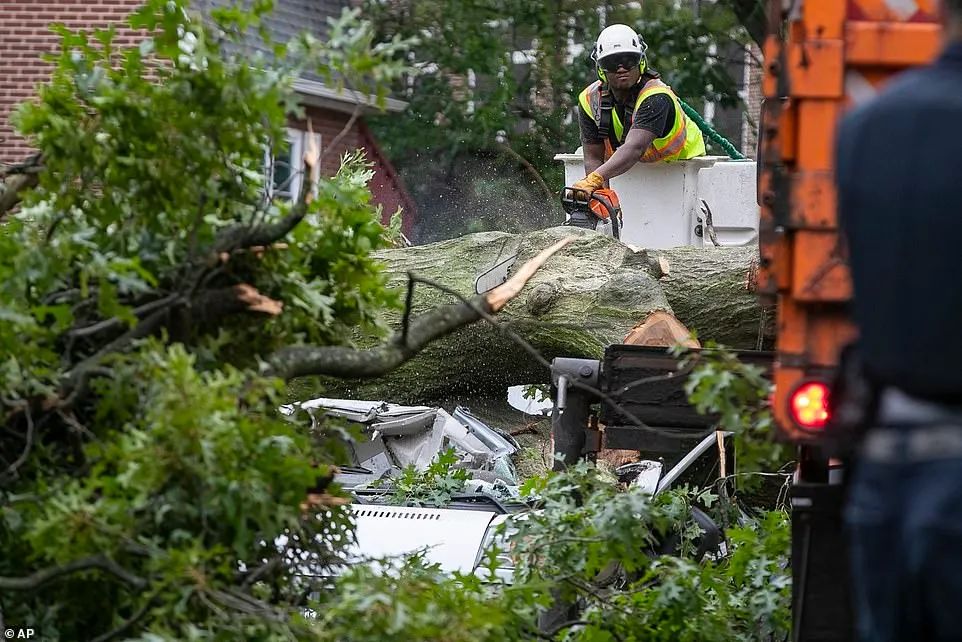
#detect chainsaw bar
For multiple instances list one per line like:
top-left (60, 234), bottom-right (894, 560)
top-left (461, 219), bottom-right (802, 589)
top-left (474, 253), bottom-right (518, 295)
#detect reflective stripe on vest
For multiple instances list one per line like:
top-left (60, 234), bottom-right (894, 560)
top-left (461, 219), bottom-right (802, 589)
top-left (633, 80), bottom-right (706, 163)
top-left (579, 79), bottom-right (706, 163)
top-left (578, 81), bottom-right (624, 143)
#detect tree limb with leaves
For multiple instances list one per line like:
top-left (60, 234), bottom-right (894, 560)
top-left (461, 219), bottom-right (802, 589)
top-left (0, 2), bottom-right (575, 639)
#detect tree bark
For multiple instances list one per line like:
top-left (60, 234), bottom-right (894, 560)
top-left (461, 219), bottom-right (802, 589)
top-left (271, 236), bottom-right (573, 382)
top-left (303, 227), bottom-right (769, 404)
top-left (656, 245), bottom-right (773, 351)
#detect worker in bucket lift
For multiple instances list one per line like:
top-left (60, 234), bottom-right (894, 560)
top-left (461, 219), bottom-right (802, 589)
top-left (570, 24), bottom-right (706, 198)
top-left (836, 1), bottom-right (962, 640)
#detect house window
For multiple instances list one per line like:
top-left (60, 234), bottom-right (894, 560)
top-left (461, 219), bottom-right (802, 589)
top-left (265, 128), bottom-right (321, 200)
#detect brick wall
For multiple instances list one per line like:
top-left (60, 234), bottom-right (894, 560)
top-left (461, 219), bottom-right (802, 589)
top-left (0, 0), bottom-right (146, 164)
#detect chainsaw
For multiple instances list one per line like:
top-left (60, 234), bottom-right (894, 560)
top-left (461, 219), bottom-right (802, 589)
top-left (561, 187), bottom-right (623, 239)
top-left (473, 187), bottom-right (623, 295)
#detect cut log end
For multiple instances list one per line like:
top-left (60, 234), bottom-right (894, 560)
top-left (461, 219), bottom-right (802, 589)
top-left (623, 310), bottom-right (701, 349)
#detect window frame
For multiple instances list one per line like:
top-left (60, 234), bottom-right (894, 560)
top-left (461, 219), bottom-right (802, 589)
top-left (264, 128), bottom-right (322, 201)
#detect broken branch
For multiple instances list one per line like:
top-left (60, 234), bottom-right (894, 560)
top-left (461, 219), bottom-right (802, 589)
top-left (268, 296), bottom-right (490, 380)
top-left (1, 153), bottom-right (43, 176)
top-left (68, 294), bottom-right (180, 339)
top-left (1, 405), bottom-right (35, 479)
top-left (213, 206), bottom-right (307, 255)
top-left (266, 237), bottom-right (575, 380)
top-left (319, 100), bottom-right (362, 167)
top-left (90, 594), bottom-right (158, 642)
top-left (400, 274), bottom-right (416, 346)
top-left (0, 174), bottom-right (39, 217)
top-left (64, 306), bottom-right (171, 396)
top-left (487, 237), bottom-right (573, 311)
top-left (0, 153), bottom-right (42, 217)
top-left (233, 284), bottom-right (284, 316)
top-left (212, 127), bottom-right (320, 254)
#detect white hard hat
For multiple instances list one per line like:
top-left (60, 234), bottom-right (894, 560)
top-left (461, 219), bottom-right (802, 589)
top-left (593, 24), bottom-right (646, 62)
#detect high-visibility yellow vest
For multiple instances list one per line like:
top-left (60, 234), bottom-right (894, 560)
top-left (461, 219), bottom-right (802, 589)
top-left (578, 78), bottom-right (705, 162)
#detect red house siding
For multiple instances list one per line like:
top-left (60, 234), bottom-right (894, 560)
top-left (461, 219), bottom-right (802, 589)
top-left (359, 122), bottom-right (417, 238)
top-left (290, 106), bottom-right (417, 236)
top-left (1, 0), bottom-right (416, 232)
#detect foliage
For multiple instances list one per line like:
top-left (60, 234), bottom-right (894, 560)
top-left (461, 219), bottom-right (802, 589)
top-left (315, 462), bottom-right (791, 642)
top-left (372, 448), bottom-right (471, 507)
top-left (512, 463), bottom-right (790, 641)
top-left (6, 344), bottom-right (347, 640)
top-left (671, 342), bottom-right (791, 481)
top-left (634, 1), bottom-right (751, 113)
top-left (0, 2), bottom-right (791, 640)
top-left (0, 1), bottom-right (410, 639)
top-left (522, 383), bottom-right (551, 402)
top-left (382, 208), bottom-right (408, 248)
top-left (312, 555), bottom-right (541, 642)
top-left (363, 0), bottom-right (754, 241)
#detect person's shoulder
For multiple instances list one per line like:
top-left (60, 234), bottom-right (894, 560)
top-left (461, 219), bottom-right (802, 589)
top-left (580, 80), bottom-right (602, 95)
top-left (634, 92), bottom-right (673, 115)
top-left (642, 92), bottom-right (673, 105)
top-left (879, 67), bottom-right (933, 100)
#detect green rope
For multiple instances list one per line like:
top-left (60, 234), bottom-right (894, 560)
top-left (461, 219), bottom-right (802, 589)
top-left (679, 99), bottom-right (747, 160)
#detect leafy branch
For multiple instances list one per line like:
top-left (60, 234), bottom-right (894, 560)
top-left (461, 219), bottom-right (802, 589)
top-left (0, 554), bottom-right (147, 592)
top-left (373, 448), bottom-right (471, 507)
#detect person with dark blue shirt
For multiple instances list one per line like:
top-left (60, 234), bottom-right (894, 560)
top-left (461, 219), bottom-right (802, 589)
top-left (836, 2), bottom-right (962, 640)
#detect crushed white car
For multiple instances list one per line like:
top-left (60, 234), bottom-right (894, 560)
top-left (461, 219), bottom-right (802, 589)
top-left (280, 396), bottom-right (729, 582)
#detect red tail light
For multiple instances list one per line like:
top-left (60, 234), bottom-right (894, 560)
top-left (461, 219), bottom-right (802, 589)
top-left (789, 381), bottom-right (830, 430)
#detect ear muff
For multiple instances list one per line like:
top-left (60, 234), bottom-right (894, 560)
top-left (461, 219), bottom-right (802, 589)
top-left (591, 49), bottom-right (606, 83)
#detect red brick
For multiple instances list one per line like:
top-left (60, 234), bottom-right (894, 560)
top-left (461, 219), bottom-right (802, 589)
top-left (1, 1), bottom-right (141, 159)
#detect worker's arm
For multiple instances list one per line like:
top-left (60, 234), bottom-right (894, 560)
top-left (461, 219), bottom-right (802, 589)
top-left (582, 142), bottom-right (606, 176)
top-left (595, 127), bottom-right (656, 181)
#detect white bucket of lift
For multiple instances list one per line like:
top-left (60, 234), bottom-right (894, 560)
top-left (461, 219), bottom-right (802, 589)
top-left (555, 149), bottom-right (760, 249)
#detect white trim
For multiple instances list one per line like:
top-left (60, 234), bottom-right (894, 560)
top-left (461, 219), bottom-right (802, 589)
top-left (265, 128), bottom-right (322, 200)
top-left (305, 131), bottom-right (321, 194)
top-left (293, 78), bottom-right (407, 114)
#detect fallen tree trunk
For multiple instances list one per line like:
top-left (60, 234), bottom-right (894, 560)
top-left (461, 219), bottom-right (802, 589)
top-left (656, 245), bottom-right (773, 350)
top-left (307, 227), bottom-right (769, 403)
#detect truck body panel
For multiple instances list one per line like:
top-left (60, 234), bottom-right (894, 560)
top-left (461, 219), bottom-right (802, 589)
top-left (760, 0), bottom-right (941, 441)
top-left (759, 3), bottom-right (943, 639)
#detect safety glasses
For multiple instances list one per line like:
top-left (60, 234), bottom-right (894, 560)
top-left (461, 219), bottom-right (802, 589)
top-left (599, 53), bottom-right (641, 72)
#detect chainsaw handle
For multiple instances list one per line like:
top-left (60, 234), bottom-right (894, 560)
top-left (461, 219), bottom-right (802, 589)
top-left (560, 187), bottom-right (618, 219)
top-left (561, 185), bottom-right (623, 240)
top-left (560, 187), bottom-right (592, 213)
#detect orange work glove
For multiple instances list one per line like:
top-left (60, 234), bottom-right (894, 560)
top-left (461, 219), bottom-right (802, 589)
top-left (570, 171), bottom-right (606, 200)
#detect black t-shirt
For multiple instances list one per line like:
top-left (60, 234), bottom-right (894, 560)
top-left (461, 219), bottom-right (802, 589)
top-left (579, 81), bottom-right (675, 150)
